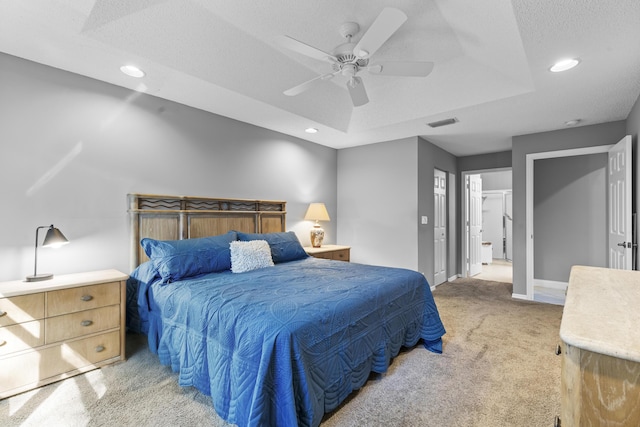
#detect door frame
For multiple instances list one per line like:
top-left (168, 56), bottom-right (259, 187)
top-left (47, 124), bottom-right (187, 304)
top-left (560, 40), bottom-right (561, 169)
top-left (461, 167), bottom-right (512, 278)
top-left (525, 145), bottom-right (613, 300)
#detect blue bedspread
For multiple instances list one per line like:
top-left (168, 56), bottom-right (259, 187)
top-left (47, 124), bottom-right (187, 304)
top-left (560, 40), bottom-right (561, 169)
top-left (127, 257), bottom-right (445, 427)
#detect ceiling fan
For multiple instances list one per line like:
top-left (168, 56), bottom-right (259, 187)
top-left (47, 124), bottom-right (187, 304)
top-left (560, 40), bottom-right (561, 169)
top-left (275, 7), bottom-right (434, 107)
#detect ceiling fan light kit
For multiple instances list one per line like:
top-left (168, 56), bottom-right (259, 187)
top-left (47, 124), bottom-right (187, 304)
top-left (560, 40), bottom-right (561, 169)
top-left (276, 7), bottom-right (434, 107)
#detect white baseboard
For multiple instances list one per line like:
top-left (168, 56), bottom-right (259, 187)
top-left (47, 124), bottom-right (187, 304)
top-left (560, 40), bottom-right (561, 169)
top-left (534, 279), bottom-right (568, 290)
top-left (512, 293), bottom-right (530, 301)
top-left (448, 274), bottom-right (458, 282)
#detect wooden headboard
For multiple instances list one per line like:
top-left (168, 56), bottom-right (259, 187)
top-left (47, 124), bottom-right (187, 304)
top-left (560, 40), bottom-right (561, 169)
top-left (128, 193), bottom-right (286, 269)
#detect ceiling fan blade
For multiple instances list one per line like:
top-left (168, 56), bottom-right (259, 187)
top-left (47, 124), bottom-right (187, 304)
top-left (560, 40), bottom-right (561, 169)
top-left (284, 73), bottom-right (336, 96)
top-left (347, 76), bottom-right (369, 107)
top-left (274, 35), bottom-right (337, 63)
top-left (353, 8), bottom-right (407, 59)
top-left (368, 61), bottom-right (434, 77)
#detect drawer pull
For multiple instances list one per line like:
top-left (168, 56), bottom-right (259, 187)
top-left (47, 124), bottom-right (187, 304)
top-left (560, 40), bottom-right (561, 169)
top-left (95, 345), bottom-right (105, 353)
top-left (81, 295), bottom-right (94, 302)
top-left (81, 320), bottom-right (93, 327)
top-left (0, 340), bottom-right (6, 347)
top-left (0, 310), bottom-right (6, 317)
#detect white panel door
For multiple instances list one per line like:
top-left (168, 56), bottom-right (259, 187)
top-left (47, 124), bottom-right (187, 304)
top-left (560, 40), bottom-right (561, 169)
top-left (468, 175), bottom-right (483, 276)
top-left (608, 135), bottom-right (632, 270)
top-left (434, 169), bottom-right (447, 285)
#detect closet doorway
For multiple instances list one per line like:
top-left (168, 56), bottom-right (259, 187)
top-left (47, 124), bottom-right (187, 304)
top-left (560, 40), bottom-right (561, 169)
top-left (461, 168), bottom-right (513, 282)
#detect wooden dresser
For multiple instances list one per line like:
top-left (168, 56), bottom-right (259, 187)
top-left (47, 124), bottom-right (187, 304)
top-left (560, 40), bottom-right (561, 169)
top-left (558, 266), bottom-right (640, 426)
top-left (305, 245), bottom-right (350, 262)
top-left (0, 269), bottom-right (128, 399)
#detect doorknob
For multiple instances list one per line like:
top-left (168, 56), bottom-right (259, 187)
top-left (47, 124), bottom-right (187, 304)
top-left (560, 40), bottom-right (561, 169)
top-left (617, 242), bottom-right (630, 248)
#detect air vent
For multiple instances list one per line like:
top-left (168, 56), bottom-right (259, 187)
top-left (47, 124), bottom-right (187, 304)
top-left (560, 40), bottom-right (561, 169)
top-left (428, 118), bottom-right (459, 128)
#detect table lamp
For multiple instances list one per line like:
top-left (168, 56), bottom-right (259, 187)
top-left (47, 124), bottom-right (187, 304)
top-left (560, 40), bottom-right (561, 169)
top-left (304, 203), bottom-right (330, 248)
top-left (26, 224), bottom-right (69, 282)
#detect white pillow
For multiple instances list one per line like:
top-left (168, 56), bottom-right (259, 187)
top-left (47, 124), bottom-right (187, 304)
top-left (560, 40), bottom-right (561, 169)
top-left (230, 240), bottom-right (274, 273)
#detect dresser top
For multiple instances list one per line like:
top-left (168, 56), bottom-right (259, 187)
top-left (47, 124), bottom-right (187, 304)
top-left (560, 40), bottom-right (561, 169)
top-left (0, 269), bottom-right (128, 297)
top-left (560, 265), bottom-right (640, 362)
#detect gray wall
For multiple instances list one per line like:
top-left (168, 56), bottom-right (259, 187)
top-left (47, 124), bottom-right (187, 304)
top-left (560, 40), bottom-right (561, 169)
top-left (335, 136), bottom-right (457, 285)
top-left (337, 137), bottom-right (419, 270)
top-left (458, 151), bottom-right (512, 173)
top-left (481, 170), bottom-right (512, 191)
top-left (0, 53), bottom-right (337, 281)
top-left (512, 121), bottom-right (627, 295)
top-left (533, 154), bottom-right (607, 282)
top-left (417, 138), bottom-right (458, 283)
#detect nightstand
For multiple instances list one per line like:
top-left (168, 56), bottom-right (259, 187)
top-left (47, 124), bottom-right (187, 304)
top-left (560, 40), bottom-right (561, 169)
top-left (0, 269), bottom-right (128, 399)
top-left (305, 245), bottom-right (350, 262)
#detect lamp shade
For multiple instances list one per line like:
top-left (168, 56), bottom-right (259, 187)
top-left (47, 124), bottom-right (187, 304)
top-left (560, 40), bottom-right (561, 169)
top-left (304, 203), bottom-right (330, 222)
top-left (43, 227), bottom-right (69, 248)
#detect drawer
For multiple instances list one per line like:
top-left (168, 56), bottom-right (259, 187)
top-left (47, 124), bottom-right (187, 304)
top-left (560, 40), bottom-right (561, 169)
top-left (0, 293), bottom-right (45, 327)
top-left (47, 282), bottom-right (120, 316)
top-left (45, 305), bottom-right (120, 344)
top-left (0, 320), bottom-right (45, 356)
top-left (313, 252), bottom-right (333, 260)
top-left (331, 249), bottom-right (350, 261)
top-left (0, 330), bottom-right (120, 397)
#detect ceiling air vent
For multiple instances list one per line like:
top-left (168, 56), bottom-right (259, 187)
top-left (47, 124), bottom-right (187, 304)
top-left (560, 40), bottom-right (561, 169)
top-left (428, 117), bottom-right (459, 128)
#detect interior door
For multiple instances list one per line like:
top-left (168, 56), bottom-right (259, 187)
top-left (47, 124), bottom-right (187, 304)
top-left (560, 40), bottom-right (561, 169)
top-left (468, 174), bottom-right (483, 276)
top-left (608, 135), bottom-right (632, 270)
top-left (433, 169), bottom-right (447, 285)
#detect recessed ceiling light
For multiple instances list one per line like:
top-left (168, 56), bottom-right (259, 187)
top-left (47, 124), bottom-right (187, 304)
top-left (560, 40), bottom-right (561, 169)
top-left (564, 119), bottom-right (581, 126)
top-left (120, 65), bottom-right (145, 78)
top-left (305, 127), bottom-right (318, 134)
top-left (550, 58), bottom-right (580, 73)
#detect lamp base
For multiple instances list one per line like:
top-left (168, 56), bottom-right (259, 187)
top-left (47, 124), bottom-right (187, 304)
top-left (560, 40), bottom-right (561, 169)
top-left (25, 273), bottom-right (53, 282)
top-left (310, 226), bottom-right (325, 248)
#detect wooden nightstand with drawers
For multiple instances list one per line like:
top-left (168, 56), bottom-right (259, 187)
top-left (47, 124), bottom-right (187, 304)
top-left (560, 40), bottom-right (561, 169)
top-left (0, 269), bottom-right (128, 399)
top-left (305, 245), bottom-right (351, 262)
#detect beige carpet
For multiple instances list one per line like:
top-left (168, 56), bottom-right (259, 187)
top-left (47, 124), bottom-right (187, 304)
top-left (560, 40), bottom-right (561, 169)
top-left (1, 278), bottom-right (563, 427)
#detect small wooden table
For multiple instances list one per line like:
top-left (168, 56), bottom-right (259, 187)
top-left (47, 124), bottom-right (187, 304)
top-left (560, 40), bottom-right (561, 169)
top-left (304, 245), bottom-right (350, 262)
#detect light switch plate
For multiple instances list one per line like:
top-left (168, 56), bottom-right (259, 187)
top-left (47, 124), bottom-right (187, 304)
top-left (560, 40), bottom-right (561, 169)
top-left (421, 216), bottom-right (428, 225)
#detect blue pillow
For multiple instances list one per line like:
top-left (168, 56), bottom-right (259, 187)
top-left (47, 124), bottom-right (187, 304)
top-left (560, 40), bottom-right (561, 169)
top-left (236, 231), bottom-right (308, 263)
top-left (141, 231), bottom-right (237, 282)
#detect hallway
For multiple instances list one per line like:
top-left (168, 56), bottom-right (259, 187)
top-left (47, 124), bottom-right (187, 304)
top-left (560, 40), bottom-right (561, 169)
top-left (475, 258), bottom-right (513, 283)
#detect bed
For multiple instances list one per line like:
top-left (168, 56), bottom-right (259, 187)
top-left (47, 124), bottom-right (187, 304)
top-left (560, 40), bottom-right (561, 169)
top-left (126, 194), bottom-right (446, 427)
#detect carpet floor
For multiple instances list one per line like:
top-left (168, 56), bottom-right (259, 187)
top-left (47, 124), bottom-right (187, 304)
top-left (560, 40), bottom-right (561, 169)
top-left (1, 278), bottom-right (563, 426)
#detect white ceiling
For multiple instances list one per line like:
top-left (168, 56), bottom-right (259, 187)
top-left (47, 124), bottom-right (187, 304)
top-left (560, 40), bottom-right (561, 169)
top-left (1, 0), bottom-right (639, 156)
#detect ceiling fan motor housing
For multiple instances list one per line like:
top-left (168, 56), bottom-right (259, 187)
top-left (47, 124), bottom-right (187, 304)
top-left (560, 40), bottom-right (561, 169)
top-left (332, 42), bottom-right (369, 73)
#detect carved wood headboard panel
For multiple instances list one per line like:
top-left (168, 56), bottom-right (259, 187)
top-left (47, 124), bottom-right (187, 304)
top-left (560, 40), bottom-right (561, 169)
top-left (128, 193), bottom-right (287, 269)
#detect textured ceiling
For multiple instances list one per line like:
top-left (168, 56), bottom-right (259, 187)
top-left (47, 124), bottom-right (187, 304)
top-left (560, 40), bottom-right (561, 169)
top-left (1, 0), bottom-right (639, 156)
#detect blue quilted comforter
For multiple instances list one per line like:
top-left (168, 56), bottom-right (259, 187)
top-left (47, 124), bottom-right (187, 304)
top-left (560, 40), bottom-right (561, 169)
top-left (127, 257), bottom-right (445, 427)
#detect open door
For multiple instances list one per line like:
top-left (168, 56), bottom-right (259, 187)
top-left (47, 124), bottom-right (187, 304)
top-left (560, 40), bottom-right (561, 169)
top-left (608, 135), bottom-right (633, 270)
top-left (468, 174), bottom-right (483, 276)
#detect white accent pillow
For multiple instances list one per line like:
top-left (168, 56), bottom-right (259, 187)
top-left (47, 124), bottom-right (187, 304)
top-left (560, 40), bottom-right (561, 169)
top-left (230, 240), bottom-right (274, 273)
